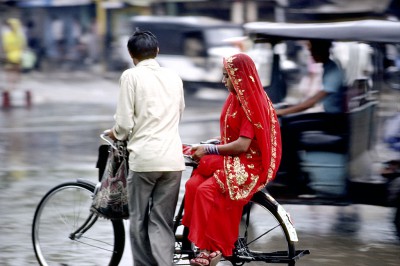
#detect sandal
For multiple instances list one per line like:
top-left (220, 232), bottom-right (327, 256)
top-left (190, 250), bottom-right (222, 266)
top-left (190, 252), bottom-right (210, 266)
top-left (209, 251), bottom-right (222, 266)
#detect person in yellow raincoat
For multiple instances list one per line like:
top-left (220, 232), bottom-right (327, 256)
top-left (2, 18), bottom-right (26, 92)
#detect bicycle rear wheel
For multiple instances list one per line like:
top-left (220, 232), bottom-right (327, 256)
top-left (32, 180), bottom-right (125, 266)
top-left (230, 191), bottom-right (297, 266)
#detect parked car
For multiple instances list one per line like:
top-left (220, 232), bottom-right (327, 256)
top-left (244, 19), bottom-right (400, 239)
top-left (118, 15), bottom-right (244, 93)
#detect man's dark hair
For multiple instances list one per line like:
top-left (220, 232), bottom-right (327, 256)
top-left (127, 28), bottom-right (159, 61)
top-left (310, 40), bottom-right (332, 56)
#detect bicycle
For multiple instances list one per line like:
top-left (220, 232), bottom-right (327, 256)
top-left (32, 133), bottom-right (309, 266)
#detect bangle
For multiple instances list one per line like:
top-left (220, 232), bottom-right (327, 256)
top-left (205, 144), bottom-right (220, 155)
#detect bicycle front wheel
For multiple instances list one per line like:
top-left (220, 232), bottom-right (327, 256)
top-left (231, 191), bottom-right (297, 266)
top-left (32, 180), bottom-right (125, 266)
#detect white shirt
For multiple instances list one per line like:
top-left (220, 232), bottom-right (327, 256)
top-left (112, 59), bottom-right (185, 172)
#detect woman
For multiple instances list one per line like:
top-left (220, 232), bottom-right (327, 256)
top-left (2, 18), bottom-right (26, 92)
top-left (182, 53), bottom-right (282, 266)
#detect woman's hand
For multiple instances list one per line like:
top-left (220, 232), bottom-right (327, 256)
top-left (192, 136), bottom-right (252, 161)
top-left (192, 145), bottom-right (207, 161)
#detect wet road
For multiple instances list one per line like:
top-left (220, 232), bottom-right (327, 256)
top-left (0, 72), bottom-right (399, 265)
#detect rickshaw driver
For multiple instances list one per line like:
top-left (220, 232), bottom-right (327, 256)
top-left (275, 40), bottom-right (348, 195)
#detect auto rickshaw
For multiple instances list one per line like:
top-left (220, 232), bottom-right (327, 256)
top-left (243, 19), bottom-right (400, 239)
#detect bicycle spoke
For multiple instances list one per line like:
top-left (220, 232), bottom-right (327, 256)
top-left (247, 223), bottom-right (280, 246)
top-left (73, 237), bottom-right (116, 252)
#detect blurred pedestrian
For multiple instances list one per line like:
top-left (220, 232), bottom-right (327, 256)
top-left (276, 40), bottom-right (348, 194)
top-left (107, 29), bottom-right (185, 266)
top-left (1, 18), bottom-right (26, 99)
top-left (276, 40), bottom-right (345, 116)
top-left (51, 16), bottom-right (65, 59)
top-left (72, 16), bottom-right (82, 46)
top-left (25, 19), bottom-right (42, 70)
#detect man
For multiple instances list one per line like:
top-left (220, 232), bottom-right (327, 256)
top-left (108, 29), bottom-right (185, 266)
top-left (276, 40), bottom-right (347, 194)
top-left (276, 40), bottom-right (345, 116)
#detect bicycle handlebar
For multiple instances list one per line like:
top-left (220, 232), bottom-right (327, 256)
top-left (100, 130), bottom-right (118, 150)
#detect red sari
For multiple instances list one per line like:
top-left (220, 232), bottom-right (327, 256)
top-left (182, 53), bottom-right (281, 256)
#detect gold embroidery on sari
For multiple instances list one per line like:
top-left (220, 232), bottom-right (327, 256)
top-left (224, 156), bottom-right (261, 200)
top-left (214, 170), bottom-right (226, 193)
top-left (223, 101), bottom-right (232, 145)
top-left (254, 122), bottom-right (263, 129)
top-left (232, 157), bottom-right (248, 185)
top-left (262, 101), bottom-right (280, 184)
top-left (228, 173), bottom-right (259, 200)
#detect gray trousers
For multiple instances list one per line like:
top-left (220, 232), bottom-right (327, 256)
top-left (127, 170), bottom-right (182, 266)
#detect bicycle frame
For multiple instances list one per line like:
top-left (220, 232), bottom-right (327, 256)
top-left (69, 179), bottom-right (99, 241)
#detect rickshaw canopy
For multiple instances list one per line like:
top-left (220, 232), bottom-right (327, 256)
top-left (244, 19), bottom-right (400, 43)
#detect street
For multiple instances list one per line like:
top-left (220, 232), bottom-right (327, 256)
top-left (0, 70), bottom-right (399, 265)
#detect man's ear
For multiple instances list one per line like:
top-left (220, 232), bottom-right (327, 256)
top-left (157, 47), bottom-right (159, 55)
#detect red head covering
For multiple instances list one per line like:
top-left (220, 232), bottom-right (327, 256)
top-left (223, 53), bottom-right (282, 195)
